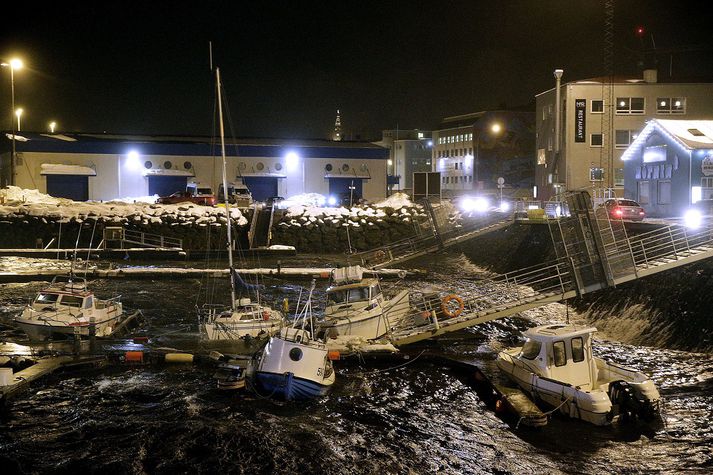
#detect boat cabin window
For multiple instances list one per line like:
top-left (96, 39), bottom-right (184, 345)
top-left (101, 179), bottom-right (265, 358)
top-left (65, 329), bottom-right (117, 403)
top-left (328, 287), bottom-right (369, 304)
top-left (553, 341), bottom-right (567, 367)
top-left (60, 295), bottom-right (84, 308)
top-left (520, 339), bottom-right (541, 360)
top-left (84, 295), bottom-right (94, 309)
top-left (36, 293), bottom-right (59, 304)
top-left (240, 314), bottom-right (256, 321)
top-left (571, 337), bottom-right (584, 363)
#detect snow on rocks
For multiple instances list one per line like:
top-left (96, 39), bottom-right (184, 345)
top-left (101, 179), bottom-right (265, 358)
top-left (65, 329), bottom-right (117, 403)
top-left (0, 186), bottom-right (248, 226)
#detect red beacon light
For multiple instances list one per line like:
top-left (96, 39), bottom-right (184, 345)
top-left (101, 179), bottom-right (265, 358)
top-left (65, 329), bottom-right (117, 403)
top-left (635, 26), bottom-right (645, 36)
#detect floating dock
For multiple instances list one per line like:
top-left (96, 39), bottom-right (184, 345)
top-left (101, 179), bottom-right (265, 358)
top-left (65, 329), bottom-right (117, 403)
top-left (0, 266), bottom-right (424, 283)
top-left (0, 355), bottom-right (106, 403)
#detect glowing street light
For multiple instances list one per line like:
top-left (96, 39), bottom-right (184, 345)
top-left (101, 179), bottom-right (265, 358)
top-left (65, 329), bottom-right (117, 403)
top-left (1, 57), bottom-right (23, 185)
top-left (49, 121), bottom-right (57, 133)
top-left (15, 108), bottom-right (23, 131)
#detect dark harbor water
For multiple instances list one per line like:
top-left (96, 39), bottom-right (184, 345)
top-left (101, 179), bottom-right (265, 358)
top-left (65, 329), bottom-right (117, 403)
top-left (1, 254), bottom-right (712, 474)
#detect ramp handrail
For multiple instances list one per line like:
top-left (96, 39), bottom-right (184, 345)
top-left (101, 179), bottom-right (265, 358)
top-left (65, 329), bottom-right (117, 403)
top-left (123, 229), bottom-right (183, 249)
top-left (627, 223), bottom-right (713, 268)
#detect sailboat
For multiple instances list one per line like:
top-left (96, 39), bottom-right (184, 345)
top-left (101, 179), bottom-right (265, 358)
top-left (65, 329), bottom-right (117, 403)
top-left (200, 67), bottom-right (284, 341)
top-left (255, 280), bottom-right (336, 400)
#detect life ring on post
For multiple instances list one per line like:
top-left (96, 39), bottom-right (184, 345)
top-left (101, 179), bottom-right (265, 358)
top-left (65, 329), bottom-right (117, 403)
top-left (441, 294), bottom-right (464, 318)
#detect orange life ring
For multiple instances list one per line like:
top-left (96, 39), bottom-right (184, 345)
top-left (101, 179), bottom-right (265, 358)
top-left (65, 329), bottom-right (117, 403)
top-left (441, 294), bottom-right (464, 318)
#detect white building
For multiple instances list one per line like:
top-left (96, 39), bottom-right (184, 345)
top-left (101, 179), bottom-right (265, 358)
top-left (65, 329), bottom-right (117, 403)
top-left (535, 70), bottom-right (713, 201)
top-left (1, 133), bottom-right (389, 202)
top-left (373, 129), bottom-right (432, 195)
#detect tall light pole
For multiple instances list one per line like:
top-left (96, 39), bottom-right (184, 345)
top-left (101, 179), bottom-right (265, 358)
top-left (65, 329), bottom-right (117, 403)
top-left (474, 122), bottom-right (503, 191)
top-left (553, 68), bottom-right (563, 194)
top-left (15, 108), bottom-right (23, 131)
top-left (49, 121), bottom-right (57, 134)
top-left (1, 58), bottom-right (23, 186)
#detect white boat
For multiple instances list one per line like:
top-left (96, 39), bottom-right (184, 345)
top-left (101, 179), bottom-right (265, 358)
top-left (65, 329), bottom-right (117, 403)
top-left (496, 324), bottom-right (661, 425)
top-left (319, 265), bottom-right (410, 340)
top-left (202, 298), bottom-right (284, 340)
top-left (14, 275), bottom-right (125, 341)
top-left (198, 67), bottom-right (284, 341)
top-left (255, 281), bottom-right (335, 400)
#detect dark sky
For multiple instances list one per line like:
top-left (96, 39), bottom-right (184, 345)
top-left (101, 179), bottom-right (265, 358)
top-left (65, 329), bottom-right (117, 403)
top-left (2, 1), bottom-right (713, 140)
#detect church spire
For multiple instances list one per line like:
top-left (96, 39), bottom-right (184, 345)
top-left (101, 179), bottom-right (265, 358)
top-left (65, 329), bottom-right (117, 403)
top-left (332, 109), bottom-right (342, 141)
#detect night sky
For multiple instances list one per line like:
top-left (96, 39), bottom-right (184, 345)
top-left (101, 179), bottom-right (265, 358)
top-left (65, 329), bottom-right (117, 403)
top-left (2, 1), bottom-right (712, 140)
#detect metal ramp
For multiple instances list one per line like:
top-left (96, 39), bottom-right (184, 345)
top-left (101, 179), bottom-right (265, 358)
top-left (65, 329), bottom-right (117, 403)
top-left (388, 191), bottom-right (713, 347)
top-left (354, 199), bottom-right (513, 269)
top-left (248, 204), bottom-right (275, 248)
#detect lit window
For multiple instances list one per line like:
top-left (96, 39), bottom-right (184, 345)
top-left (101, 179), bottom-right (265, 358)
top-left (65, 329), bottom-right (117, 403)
top-left (657, 97), bottom-right (686, 114)
top-left (616, 97), bottom-right (645, 114)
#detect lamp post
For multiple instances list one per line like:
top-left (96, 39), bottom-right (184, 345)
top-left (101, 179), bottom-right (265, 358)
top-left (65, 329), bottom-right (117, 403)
top-left (474, 122), bottom-right (503, 191)
top-left (1, 58), bottom-right (23, 186)
top-left (15, 108), bottom-right (23, 131)
top-left (49, 121), bottom-right (57, 134)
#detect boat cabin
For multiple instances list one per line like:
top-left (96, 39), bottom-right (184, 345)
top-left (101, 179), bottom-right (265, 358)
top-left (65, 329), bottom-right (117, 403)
top-left (518, 324), bottom-right (599, 389)
top-left (326, 278), bottom-right (382, 307)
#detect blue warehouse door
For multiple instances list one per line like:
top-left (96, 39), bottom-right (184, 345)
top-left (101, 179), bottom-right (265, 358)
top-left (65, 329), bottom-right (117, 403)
top-left (46, 175), bottom-right (89, 201)
top-left (148, 176), bottom-right (188, 197)
top-left (329, 178), bottom-right (363, 204)
top-left (243, 177), bottom-right (278, 202)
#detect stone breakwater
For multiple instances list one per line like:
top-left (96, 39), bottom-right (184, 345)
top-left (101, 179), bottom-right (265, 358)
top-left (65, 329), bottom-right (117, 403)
top-left (0, 188), bottom-right (447, 252)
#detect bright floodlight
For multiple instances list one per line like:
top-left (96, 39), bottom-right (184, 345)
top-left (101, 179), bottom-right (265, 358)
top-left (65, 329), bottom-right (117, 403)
top-left (49, 121), bottom-right (56, 133)
top-left (327, 195), bottom-right (337, 206)
top-left (285, 151), bottom-right (299, 169)
top-left (387, 159), bottom-right (393, 166)
top-left (126, 150), bottom-right (141, 170)
top-left (491, 123), bottom-right (502, 134)
top-left (9, 58), bottom-right (23, 70)
top-left (15, 108), bottom-right (23, 118)
top-left (500, 201), bottom-right (510, 212)
top-left (684, 209), bottom-right (703, 229)
top-left (460, 197), bottom-right (475, 213)
top-left (473, 197), bottom-right (489, 213)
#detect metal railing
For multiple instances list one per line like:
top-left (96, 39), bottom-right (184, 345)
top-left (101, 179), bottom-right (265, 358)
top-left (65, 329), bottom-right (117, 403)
top-left (122, 229), bottom-right (183, 249)
top-left (627, 223), bottom-right (713, 269)
top-left (392, 258), bottom-right (575, 339)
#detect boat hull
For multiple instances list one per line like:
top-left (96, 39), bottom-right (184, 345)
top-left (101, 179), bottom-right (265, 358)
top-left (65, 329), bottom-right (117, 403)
top-left (255, 371), bottom-right (331, 400)
top-left (14, 313), bottom-right (124, 341)
top-left (322, 290), bottom-right (410, 340)
top-left (203, 320), bottom-right (282, 340)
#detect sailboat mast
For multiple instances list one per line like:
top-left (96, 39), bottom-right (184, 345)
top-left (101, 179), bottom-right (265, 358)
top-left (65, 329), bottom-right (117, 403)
top-left (216, 67), bottom-right (237, 311)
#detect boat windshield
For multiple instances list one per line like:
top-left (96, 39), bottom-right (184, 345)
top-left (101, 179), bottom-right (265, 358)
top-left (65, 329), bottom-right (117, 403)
top-left (60, 295), bottom-right (84, 308)
top-left (36, 293), bottom-right (60, 304)
top-left (520, 339), bottom-right (541, 360)
top-left (328, 287), bottom-right (369, 305)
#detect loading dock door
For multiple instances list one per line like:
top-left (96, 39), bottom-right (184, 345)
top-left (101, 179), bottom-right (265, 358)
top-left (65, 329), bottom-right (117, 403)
top-left (328, 178), bottom-right (363, 203)
top-left (148, 176), bottom-right (188, 197)
top-left (243, 177), bottom-right (278, 202)
top-left (46, 175), bottom-right (89, 201)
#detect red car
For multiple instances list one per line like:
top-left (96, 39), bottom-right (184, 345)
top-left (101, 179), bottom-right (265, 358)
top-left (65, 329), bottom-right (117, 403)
top-left (600, 198), bottom-right (645, 221)
top-left (157, 186), bottom-right (216, 206)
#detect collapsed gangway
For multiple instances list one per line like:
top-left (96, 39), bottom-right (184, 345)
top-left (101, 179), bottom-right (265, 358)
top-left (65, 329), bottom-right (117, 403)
top-left (354, 199), bottom-right (513, 269)
top-left (388, 191), bottom-right (713, 346)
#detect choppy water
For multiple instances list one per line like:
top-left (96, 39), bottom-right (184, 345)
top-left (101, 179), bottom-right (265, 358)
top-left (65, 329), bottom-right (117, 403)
top-left (1, 254), bottom-right (712, 474)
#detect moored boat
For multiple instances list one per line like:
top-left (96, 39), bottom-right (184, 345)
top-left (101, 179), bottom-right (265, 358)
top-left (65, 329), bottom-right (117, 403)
top-left (255, 281), bottom-right (335, 400)
top-left (14, 275), bottom-right (125, 341)
top-left (496, 324), bottom-right (661, 425)
top-left (319, 265), bottom-right (410, 340)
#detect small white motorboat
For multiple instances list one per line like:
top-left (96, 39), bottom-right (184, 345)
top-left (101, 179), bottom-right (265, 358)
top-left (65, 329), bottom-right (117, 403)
top-left (201, 298), bottom-right (284, 340)
top-left (496, 324), bottom-right (661, 425)
top-left (14, 275), bottom-right (126, 341)
top-left (319, 266), bottom-right (410, 340)
top-left (255, 281), bottom-right (335, 400)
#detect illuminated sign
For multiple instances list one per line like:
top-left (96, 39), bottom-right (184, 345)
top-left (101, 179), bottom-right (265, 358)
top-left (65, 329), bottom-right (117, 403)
top-left (702, 154), bottom-right (713, 176)
top-left (574, 99), bottom-right (586, 143)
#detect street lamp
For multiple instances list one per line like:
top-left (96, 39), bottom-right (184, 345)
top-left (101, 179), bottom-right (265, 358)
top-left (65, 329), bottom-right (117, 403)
top-left (49, 121), bottom-right (57, 133)
top-left (1, 58), bottom-right (23, 185)
top-left (474, 122), bottom-right (503, 191)
top-left (15, 108), bottom-right (23, 131)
